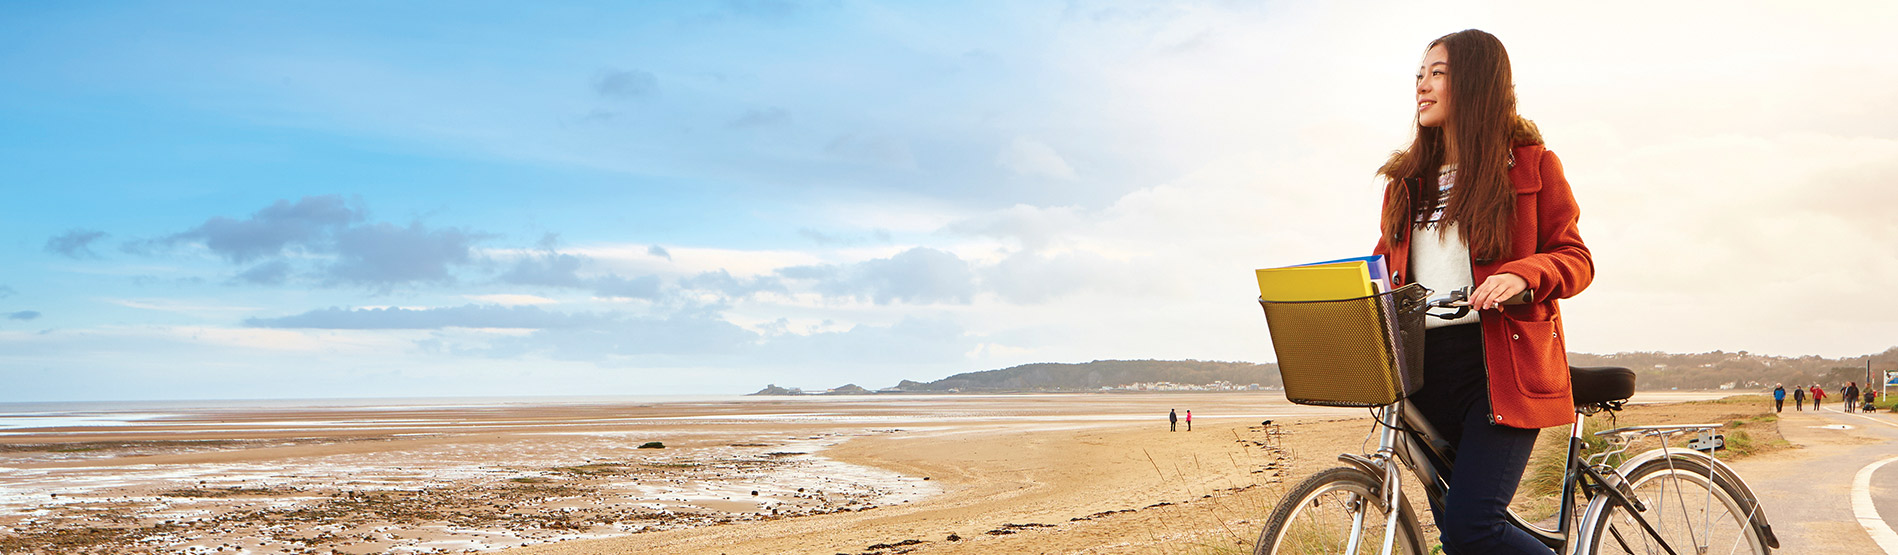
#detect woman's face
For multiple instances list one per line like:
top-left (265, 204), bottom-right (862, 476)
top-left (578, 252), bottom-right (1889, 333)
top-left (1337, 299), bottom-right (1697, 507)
top-left (1416, 44), bottom-right (1451, 128)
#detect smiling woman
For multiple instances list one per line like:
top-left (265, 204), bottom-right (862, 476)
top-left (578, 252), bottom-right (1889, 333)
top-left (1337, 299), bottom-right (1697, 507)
top-left (1370, 28), bottom-right (1594, 555)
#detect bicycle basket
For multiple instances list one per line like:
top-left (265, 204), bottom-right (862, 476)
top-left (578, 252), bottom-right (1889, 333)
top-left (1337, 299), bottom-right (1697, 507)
top-left (1257, 283), bottom-right (1426, 407)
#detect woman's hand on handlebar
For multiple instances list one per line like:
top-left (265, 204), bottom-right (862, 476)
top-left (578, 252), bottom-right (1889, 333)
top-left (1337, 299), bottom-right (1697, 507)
top-left (1470, 273), bottom-right (1528, 310)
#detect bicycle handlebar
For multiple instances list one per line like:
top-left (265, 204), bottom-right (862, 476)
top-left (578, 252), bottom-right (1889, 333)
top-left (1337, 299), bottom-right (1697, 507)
top-left (1423, 286), bottom-right (1533, 320)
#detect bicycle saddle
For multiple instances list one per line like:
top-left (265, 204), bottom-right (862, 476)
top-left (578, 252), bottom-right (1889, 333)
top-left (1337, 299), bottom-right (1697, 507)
top-left (1570, 366), bottom-right (1635, 406)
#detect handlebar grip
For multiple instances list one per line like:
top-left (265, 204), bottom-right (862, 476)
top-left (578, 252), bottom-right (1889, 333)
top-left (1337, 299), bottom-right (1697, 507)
top-left (1503, 289), bottom-right (1534, 306)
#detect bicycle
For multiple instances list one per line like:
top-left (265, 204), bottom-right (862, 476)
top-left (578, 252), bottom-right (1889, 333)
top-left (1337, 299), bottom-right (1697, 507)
top-left (1252, 284), bottom-right (1779, 554)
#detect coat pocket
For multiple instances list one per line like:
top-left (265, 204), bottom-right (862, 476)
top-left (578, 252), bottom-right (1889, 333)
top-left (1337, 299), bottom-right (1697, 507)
top-left (1503, 316), bottom-right (1570, 397)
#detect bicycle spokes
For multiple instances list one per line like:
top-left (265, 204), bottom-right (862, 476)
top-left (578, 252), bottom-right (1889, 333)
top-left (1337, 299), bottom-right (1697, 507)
top-left (1256, 467), bottom-right (1423, 555)
top-left (1591, 463), bottom-right (1763, 555)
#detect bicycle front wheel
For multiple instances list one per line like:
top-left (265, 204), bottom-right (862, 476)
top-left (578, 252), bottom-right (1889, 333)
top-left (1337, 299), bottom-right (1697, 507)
top-left (1581, 456), bottom-right (1770, 555)
top-left (1254, 466), bottom-right (1426, 555)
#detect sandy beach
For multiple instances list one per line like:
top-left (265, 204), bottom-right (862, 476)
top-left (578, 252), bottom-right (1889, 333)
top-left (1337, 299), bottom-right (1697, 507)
top-left (0, 391), bottom-right (1766, 554)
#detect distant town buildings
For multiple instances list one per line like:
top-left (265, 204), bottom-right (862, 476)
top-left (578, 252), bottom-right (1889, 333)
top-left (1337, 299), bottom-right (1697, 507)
top-left (1101, 381), bottom-right (1262, 392)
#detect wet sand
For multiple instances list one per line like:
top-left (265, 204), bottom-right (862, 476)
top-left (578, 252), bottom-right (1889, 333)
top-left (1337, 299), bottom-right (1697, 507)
top-left (0, 392), bottom-right (1756, 554)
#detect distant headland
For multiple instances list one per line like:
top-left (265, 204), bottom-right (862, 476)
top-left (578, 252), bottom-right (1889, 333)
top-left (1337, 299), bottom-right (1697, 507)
top-left (750, 347), bottom-right (1898, 395)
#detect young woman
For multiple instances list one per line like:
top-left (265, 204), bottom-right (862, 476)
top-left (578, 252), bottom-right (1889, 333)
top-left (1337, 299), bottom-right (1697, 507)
top-left (1371, 29), bottom-right (1593, 554)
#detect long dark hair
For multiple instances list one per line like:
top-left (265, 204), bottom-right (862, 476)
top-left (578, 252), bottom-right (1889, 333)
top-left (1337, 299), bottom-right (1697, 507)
top-left (1379, 29), bottom-right (1517, 261)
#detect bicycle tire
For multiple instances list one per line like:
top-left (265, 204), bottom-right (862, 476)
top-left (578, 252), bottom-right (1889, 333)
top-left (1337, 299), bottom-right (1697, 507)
top-left (1579, 456), bottom-right (1770, 555)
top-left (1254, 466), bottom-right (1427, 555)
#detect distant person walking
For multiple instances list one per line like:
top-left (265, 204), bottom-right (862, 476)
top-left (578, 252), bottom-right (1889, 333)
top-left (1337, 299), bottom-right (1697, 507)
top-left (1169, 409), bottom-right (1178, 432)
top-left (1847, 382), bottom-right (1861, 413)
top-left (1773, 385), bottom-right (1785, 413)
top-left (1792, 385), bottom-right (1805, 411)
top-left (1185, 410), bottom-right (1193, 431)
top-left (1812, 385), bottom-right (1826, 411)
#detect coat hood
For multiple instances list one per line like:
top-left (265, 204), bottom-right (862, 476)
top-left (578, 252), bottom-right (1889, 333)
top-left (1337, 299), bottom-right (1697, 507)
top-left (1510, 115), bottom-right (1544, 147)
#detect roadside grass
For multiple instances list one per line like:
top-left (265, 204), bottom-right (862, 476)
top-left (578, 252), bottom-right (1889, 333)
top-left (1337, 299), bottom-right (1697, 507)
top-left (1704, 396), bottom-right (1791, 460)
top-left (1146, 420), bottom-right (1453, 555)
top-left (1140, 425), bottom-right (1290, 555)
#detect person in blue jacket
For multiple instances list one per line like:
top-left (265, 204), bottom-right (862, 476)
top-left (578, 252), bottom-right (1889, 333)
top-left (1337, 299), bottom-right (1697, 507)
top-left (1772, 384), bottom-right (1785, 413)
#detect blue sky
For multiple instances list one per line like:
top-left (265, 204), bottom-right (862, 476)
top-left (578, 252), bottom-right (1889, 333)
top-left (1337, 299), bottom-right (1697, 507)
top-left (5, 1), bottom-right (1896, 401)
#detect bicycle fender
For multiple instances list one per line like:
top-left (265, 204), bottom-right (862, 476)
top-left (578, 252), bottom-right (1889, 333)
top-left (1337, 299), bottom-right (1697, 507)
top-left (1698, 454), bottom-right (1780, 548)
top-left (1574, 488), bottom-right (1618, 554)
top-left (1611, 448), bottom-right (1780, 549)
top-left (1337, 453), bottom-right (1383, 479)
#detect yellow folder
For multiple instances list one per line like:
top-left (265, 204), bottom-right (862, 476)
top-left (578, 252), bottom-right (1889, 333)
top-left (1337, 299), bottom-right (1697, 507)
top-left (1255, 259), bottom-right (1404, 406)
top-left (1255, 261), bottom-right (1376, 302)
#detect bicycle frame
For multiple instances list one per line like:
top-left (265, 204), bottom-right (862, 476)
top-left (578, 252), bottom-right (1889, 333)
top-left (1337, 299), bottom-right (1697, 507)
top-left (1262, 286), bottom-right (1776, 555)
top-left (1349, 399), bottom-right (1700, 554)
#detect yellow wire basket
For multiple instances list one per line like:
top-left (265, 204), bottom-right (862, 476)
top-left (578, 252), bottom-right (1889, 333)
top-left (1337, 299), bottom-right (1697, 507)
top-left (1257, 283), bottom-right (1427, 407)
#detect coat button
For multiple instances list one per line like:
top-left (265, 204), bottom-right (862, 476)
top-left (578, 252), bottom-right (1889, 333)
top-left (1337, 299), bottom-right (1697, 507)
top-left (1512, 333), bottom-right (1520, 340)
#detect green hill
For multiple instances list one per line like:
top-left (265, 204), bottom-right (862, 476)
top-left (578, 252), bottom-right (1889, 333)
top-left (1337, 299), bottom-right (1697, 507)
top-left (1569, 346), bottom-right (1898, 390)
top-left (749, 346), bottom-right (1898, 395)
top-left (890, 359), bottom-right (1280, 392)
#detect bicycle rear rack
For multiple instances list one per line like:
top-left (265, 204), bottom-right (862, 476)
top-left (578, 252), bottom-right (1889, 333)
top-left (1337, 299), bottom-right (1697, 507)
top-left (1589, 423), bottom-right (1722, 467)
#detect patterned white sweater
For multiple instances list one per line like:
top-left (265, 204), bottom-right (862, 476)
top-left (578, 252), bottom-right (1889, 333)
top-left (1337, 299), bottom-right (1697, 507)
top-left (1412, 165), bottom-right (1479, 329)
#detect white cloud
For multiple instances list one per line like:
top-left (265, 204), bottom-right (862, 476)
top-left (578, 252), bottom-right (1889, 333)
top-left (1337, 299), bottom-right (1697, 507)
top-left (567, 245), bottom-right (824, 277)
top-left (104, 298), bottom-right (263, 316)
top-left (947, 204), bottom-right (1085, 251)
top-left (0, 325), bottom-right (409, 354)
top-left (465, 294), bottom-right (558, 306)
top-left (996, 137), bottom-right (1077, 180)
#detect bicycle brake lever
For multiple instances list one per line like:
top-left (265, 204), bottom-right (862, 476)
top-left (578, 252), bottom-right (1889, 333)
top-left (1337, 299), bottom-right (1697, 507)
top-left (1421, 287), bottom-right (1473, 320)
top-left (1428, 306), bottom-right (1472, 320)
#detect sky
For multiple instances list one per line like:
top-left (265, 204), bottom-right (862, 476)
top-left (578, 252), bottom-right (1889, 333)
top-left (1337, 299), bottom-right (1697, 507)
top-left (3, 1), bottom-right (1896, 402)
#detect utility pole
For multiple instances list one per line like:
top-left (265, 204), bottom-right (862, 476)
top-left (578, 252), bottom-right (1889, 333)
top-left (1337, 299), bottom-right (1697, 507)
top-left (1873, 359), bottom-right (1880, 399)
top-left (1879, 359), bottom-right (1891, 400)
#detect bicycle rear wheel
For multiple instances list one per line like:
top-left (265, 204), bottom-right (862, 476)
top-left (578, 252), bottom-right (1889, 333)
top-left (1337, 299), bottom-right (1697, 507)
top-left (1581, 456), bottom-right (1770, 555)
top-left (1254, 466), bottom-right (1426, 555)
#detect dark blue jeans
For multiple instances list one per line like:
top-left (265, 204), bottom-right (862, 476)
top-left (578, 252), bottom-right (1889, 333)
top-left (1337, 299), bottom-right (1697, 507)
top-left (1414, 324), bottom-right (1554, 555)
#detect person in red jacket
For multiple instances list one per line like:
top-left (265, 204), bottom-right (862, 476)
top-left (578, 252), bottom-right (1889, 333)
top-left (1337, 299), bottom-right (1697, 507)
top-left (1370, 29), bottom-right (1592, 555)
top-left (1811, 385), bottom-right (1825, 410)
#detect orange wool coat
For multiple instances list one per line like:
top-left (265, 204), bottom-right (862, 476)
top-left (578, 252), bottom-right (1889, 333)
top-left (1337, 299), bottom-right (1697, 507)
top-left (1373, 132), bottom-right (1594, 429)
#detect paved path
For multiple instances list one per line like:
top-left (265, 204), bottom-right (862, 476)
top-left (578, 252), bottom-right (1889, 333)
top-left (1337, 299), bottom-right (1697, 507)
top-left (1725, 405), bottom-right (1898, 553)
